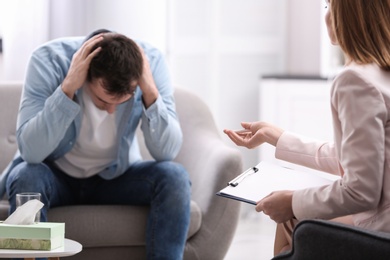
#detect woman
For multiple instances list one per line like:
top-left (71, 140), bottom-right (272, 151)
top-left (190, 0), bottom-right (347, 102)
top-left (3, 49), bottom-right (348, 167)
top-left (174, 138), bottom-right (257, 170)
top-left (224, 0), bottom-right (390, 255)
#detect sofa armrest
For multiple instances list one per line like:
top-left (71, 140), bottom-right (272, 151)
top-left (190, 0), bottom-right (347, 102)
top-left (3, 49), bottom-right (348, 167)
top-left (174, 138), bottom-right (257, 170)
top-left (173, 87), bottom-right (243, 259)
top-left (273, 219), bottom-right (390, 260)
top-left (0, 82), bottom-right (22, 173)
top-left (182, 136), bottom-right (242, 260)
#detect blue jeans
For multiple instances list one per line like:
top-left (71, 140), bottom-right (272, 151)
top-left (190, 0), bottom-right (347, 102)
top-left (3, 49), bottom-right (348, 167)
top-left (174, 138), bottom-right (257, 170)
top-left (6, 160), bottom-right (191, 260)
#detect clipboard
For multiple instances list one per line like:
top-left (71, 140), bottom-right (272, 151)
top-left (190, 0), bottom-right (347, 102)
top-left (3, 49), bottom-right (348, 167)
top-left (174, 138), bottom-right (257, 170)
top-left (216, 161), bottom-right (339, 205)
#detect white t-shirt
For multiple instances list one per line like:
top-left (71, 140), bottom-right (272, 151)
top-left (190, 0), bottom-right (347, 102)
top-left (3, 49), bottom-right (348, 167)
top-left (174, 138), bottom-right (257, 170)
top-left (55, 90), bottom-right (118, 178)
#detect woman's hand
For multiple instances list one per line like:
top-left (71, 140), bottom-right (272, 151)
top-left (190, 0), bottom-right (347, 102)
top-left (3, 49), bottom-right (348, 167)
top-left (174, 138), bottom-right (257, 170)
top-left (223, 121), bottom-right (284, 149)
top-left (255, 190), bottom-right (294, 223)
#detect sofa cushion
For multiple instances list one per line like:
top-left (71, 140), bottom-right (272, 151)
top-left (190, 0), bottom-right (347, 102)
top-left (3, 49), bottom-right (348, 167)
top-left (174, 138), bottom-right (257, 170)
top-left (47, 200), bottom-right (202, 248)
top-left (0, 82), bottom-right (20, 174)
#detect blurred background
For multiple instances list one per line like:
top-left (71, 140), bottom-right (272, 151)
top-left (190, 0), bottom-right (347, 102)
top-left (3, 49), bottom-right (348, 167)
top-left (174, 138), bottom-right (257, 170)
top-left (0, 1), bottom-right (344, 258)
top-left (0, 0), bottom-right (343, 169)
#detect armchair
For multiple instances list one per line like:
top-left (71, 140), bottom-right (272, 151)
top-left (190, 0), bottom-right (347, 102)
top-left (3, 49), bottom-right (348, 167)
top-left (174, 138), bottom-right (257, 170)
top-left (0, 82), bottom-right (243, 260)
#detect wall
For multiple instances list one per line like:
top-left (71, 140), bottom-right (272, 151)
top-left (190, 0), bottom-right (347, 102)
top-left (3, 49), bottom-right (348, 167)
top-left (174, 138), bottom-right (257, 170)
top-left (49, 0), bottom-right (167, 53)
top-left (0, 0), bottom-right (49, 81)
top-left (167, 0), bottom-right (290, 169)
top-left (286, 0), bottom-right (322, 75)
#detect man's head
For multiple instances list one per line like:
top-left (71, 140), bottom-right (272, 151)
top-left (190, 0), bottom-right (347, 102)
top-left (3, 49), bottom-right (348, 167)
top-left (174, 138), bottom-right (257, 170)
top-left (87, 32), bottom-right (143, 97)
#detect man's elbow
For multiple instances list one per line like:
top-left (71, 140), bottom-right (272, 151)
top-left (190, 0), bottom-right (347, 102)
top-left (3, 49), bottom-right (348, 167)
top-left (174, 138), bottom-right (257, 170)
top-left (18, 143), bottom-right (45, 164)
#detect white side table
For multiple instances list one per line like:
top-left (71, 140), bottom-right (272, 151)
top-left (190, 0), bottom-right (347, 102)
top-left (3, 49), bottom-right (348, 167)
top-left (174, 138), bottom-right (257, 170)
top-left (0, 238), bottom-right (82, 259)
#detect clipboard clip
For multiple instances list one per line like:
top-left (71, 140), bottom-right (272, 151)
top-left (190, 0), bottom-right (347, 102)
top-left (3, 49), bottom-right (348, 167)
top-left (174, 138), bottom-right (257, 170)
top-left (228, 166), bottom-right (259, 187)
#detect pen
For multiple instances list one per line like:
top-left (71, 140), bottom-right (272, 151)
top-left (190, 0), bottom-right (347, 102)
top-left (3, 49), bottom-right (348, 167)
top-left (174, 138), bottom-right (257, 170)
top-left (228, 166), bottom-right (259, 187)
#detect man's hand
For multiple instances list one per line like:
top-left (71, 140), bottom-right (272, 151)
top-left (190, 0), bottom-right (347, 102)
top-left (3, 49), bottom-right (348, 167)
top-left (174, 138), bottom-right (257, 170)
top-left (137, 46), bottom-right (159, 108)
top-left (255, 190), bottom-right (295, 223)
top-left (61, 34), bottom-right (103, 99)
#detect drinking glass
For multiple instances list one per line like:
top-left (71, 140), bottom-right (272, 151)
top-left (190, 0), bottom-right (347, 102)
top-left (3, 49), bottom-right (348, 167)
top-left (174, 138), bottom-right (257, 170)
top-left (16, 192), bottom-right (42, 223)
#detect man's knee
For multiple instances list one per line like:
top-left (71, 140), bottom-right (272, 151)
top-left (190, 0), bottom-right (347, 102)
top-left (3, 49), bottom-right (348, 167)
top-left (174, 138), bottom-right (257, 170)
top-left (7, 162), bottom-right (52, 192)
top-left (158, 162), bottom-right (190, 187)
top-left (153, 162), bottom-right (191, 202)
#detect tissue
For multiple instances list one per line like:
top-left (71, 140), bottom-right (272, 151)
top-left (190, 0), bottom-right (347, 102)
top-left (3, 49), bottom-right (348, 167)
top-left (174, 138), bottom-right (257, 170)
top-left (3, 199), bottom-right (44, 225)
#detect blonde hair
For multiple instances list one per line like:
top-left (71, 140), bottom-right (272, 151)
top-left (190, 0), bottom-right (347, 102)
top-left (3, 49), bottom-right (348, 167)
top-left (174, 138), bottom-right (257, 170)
top-left (330, 0), bottom-right (390, 70)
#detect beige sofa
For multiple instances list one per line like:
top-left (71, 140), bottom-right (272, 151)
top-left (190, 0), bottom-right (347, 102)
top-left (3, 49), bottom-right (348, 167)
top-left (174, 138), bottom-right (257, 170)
top-left (0, 82), bottom-right (243, 260)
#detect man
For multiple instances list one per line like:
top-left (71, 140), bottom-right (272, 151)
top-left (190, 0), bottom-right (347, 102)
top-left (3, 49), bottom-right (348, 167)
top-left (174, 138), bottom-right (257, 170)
top-left (0, 29), bottom-right (191, 259)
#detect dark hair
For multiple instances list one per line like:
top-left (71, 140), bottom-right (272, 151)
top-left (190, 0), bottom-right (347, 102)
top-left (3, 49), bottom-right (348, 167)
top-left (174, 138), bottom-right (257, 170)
top-left (87, 32), bottom-right (143, 96)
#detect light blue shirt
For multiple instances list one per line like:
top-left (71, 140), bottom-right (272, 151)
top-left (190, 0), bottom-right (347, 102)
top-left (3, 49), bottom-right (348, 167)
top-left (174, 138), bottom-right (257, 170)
top-left (0, 36), bottom-right (182, 197)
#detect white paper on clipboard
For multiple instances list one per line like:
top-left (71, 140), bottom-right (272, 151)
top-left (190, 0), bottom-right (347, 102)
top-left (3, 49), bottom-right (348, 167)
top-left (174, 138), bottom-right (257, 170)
top-left (216, 161), bottom-right (339, 205)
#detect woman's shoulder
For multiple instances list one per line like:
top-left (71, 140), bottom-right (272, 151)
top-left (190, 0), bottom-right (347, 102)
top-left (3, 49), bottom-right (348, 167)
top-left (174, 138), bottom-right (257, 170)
top-left (333, 63), bottom-right (389, 89)
top-left (331, 63), bottom-right (390, 103)
top-left (335, 63), bottom-right (390, 84)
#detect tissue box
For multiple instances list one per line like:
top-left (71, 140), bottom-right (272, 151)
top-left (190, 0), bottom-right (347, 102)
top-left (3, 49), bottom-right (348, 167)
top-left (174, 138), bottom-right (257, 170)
top-left (0, 222), bottom-right (65, 250)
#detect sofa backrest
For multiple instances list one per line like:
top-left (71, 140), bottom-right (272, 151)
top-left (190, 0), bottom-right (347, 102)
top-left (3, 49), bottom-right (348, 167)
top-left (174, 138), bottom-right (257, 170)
top-left (0, 82), bottom-right (22, 173)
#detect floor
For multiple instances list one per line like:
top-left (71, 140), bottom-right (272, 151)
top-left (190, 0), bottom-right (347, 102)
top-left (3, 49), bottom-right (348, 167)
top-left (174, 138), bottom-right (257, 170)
top-left (224, 204), bottom-right (277, 260)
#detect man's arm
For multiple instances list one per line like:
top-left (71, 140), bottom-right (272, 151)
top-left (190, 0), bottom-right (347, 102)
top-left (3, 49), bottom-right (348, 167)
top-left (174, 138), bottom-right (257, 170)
top-left (137, 46), bottom-right (159, 108)
top-left (16, 36), bottom-right (102, 163)
top-left (138, 42), bottom-right (183, 161)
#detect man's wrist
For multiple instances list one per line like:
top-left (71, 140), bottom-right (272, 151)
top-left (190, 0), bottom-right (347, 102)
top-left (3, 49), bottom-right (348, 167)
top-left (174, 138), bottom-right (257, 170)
top-left (141, 85), bottom-right (159, 108)
top-left (61, 85), bottom-right (75, 99)
top-left (61, 79), bottom-right (77, 99)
